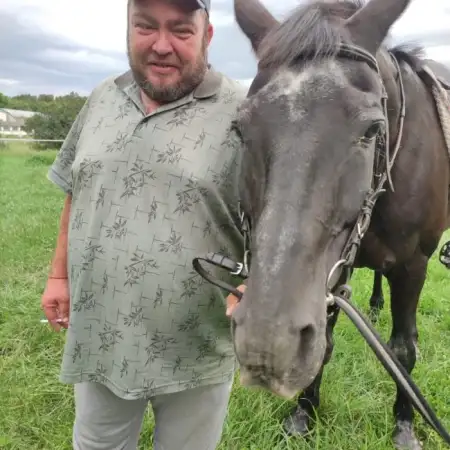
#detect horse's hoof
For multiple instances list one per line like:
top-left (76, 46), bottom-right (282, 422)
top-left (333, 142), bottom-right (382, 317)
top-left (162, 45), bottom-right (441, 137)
top-left (393, 421), bottom-right (422, 450)
top-left (282, 406), bottom-right (312, 436)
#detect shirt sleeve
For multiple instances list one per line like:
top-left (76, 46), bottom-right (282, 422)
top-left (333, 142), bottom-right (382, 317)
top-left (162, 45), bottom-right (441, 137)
top-left (47, 98), bottom-right (90, 195)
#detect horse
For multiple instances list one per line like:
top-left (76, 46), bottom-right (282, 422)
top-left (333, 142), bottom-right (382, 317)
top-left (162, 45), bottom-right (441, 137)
top-left (229, 0), bottom-right (450, 448)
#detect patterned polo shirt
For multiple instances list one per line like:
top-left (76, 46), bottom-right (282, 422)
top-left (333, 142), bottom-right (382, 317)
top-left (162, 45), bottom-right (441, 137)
top-left (47, 67), bottom-right (248, 399)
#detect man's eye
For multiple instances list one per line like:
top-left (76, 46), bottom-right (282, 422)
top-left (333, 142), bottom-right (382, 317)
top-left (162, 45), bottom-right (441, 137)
top-left (174, 29), bottom-right (193, 36)
top-left (136, 22), bottom-right (154, 30)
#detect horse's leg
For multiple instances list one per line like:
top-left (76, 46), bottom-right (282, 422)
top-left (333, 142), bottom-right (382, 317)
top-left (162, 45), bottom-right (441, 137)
top-left (283, 305), bottom-right (340, 436)
top-left (369, 270), bottom-right (385, 323)
top-left (386, 253), bottom-right (427, 450)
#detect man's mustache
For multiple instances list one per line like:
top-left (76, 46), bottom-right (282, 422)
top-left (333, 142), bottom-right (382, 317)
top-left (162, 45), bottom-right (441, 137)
top-left (145, 54), bottom-right (181, 68)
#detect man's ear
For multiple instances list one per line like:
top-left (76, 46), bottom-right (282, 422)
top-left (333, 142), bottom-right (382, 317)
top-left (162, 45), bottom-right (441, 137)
top-left (205, 17), bottom-right (214, 45)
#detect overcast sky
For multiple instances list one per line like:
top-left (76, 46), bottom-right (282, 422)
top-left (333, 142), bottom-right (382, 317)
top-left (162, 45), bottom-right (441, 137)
top-left (0, 0), bottom-right (449, 96)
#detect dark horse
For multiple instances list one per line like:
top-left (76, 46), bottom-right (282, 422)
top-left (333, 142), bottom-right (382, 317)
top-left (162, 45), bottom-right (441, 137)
top-left (229, 0), bottom-right (450, 448)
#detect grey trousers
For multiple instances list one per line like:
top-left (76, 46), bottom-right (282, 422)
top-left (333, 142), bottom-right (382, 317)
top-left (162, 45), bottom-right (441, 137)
top-left (72, 380), bottom-right (233, 450)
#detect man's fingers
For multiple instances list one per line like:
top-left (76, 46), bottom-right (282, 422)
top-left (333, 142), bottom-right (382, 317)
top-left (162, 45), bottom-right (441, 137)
top-left (42, 303), bottom-right (68, 331)
top-left (42, 304), bottom-right (58, 321)
top-left (57, 300), bottom-right (70, 328)
top-left (226, 284), bottom-right (246, 317)
top-left (42, 306), bottom-right (61, 331)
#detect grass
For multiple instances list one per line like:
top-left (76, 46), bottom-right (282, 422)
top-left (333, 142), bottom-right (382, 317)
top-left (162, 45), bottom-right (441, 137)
top-left (0, 143), bottom-right (449, 449)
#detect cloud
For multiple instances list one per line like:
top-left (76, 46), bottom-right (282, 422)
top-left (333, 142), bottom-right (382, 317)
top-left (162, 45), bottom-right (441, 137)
top-left (0, 79), bottom-right (19, 87)
top-left (236, 78), bottom-right (254, 86)
top-left (0, 0), bottom-right (449, 96)
top-left (0, 11), bottom-right (121, 95)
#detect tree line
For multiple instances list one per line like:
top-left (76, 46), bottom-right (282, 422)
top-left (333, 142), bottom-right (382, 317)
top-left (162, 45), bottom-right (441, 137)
top-left (0, 91), bottom-right (87, 149)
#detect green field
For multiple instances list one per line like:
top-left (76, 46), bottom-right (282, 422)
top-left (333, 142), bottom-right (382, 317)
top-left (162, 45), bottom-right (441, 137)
top-left (0, 143), bottom-right (449, 449)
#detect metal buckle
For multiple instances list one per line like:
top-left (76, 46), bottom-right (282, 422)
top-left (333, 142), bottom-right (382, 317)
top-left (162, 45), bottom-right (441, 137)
top-left (230, 262), bottom-right (244, 275)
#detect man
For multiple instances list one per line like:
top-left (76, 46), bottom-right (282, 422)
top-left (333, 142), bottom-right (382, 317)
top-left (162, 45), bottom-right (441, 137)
top-left (41, 0), bottom-right (248, 448)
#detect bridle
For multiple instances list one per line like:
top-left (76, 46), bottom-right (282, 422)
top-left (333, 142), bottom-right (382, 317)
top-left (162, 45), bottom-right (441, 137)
top-left (192, 43), bottom-right (450, 445)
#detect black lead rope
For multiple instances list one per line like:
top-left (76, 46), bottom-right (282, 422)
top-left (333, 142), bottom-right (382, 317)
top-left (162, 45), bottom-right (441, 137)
top-left (192, 253), bottom-right (248, 298)
top-left (332, 285), bottom-right (450, 445)
top-left (191, 255), bottom-right (450, 446)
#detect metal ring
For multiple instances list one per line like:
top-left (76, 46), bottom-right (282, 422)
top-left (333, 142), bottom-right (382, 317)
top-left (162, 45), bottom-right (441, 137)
top-left (357, 222), bottom-right (363, 239)
top-left (326, 259), bottom-right (347, 290)
top-left (243, 250), bottom-right (250, 274)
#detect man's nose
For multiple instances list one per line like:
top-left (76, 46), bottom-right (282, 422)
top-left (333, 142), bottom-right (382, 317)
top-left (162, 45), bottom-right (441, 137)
top-left (152, 31), bottom-right (173, 55)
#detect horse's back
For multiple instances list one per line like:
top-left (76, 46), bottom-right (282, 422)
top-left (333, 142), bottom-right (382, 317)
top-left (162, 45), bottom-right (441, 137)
top-left (421, 59), bottom-right (450, 91)
top-left (361, 53), bottom-right (450, 269)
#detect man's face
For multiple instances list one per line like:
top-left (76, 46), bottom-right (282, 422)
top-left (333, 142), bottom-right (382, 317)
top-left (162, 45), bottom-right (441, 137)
top-left (127, 0), bottom-right (213, 104)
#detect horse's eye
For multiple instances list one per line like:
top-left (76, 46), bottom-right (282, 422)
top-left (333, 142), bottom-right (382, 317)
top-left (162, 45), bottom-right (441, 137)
top-left (362, 121), bottom-right (384, 142)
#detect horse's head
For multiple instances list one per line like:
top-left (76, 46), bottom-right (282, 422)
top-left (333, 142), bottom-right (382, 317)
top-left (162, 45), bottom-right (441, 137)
top-left (231, 0), bottom-right (410, 398)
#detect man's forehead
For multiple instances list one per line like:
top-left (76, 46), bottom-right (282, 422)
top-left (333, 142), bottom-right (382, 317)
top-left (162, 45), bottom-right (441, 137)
top-left (130, 0), bottom-right (203, 14)
top-left (130, 0), bottom-right (207, 25)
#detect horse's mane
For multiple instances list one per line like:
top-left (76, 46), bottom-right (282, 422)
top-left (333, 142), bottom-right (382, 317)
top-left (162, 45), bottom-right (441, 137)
top-left (257, 0), bottom-right (425, 70)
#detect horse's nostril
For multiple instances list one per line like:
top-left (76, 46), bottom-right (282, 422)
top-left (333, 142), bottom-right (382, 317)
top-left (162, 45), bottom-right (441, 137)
top-left (297, 324), bottom-right (316, 359)
top-left (300, 324), bottom-right (315, 342)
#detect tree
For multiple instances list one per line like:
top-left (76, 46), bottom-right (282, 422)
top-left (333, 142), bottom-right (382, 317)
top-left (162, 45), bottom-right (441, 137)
top-left (23, 93), bottom-right (87, 149)
top-left (7, 94), bottom-right (40, 111)
top-left (0, 92), bottom-right (8, 108)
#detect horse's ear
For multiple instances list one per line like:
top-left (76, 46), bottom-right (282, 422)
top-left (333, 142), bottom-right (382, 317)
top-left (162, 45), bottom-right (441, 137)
top-left (345, 0), bottom-right (411, 54)
top-left (234, 0), bottom-right (279, 54)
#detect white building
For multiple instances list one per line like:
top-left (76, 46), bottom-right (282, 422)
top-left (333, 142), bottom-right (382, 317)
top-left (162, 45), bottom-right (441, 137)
top-left (0, 108), bottom-right (39, 137)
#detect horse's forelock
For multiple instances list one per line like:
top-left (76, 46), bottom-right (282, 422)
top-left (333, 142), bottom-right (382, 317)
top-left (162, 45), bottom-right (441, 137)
top-left (257, 0), bottom-right (364, 70)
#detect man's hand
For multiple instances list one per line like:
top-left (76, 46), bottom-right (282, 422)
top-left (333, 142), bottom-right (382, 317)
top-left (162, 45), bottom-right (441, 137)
top-left (41, 277), bottom-right (70, 331)
top-left (226, 284), bottom-right (246, 317)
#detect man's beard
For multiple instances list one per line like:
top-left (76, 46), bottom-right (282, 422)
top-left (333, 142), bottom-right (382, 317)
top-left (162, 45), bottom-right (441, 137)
top-left (128, 36), bottom-right (209, 104)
